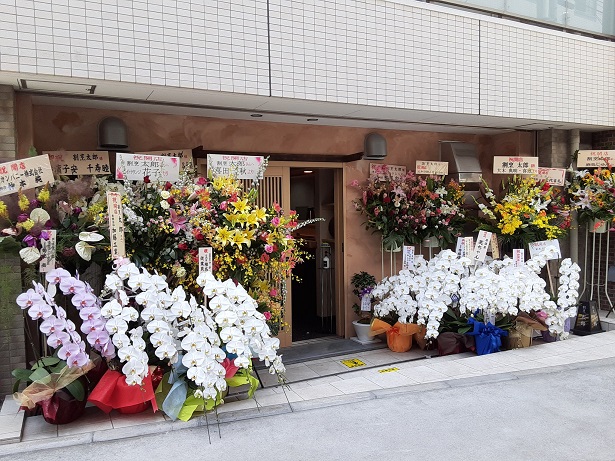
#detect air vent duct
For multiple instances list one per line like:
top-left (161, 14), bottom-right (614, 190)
top-left (363, 133), bottom-right (387, 160)
top-left (98, 117), bottom-right (128, 150)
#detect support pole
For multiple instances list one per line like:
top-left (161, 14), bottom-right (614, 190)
top-left (570, 129), bottom-right (580, 264)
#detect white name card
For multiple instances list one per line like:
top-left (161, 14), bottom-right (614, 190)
top-left (45, 151), bottom-right (111, 176)
top-left (198, 247), bottom-right (213, 274)
top-left (402, 246), bottom-right (415, 269)
top-left (360, 295), bottom-right (371, 312)
top-left (577, 150), bottom-right (615, 168)
top-left (463, 237), bottom-right (475, 259)
top-left (513, 249), bottom-right (525, 267)
top-left (490, 234), bottom-right (500, 260)
top-left (416, 160), bottom-right (449, 176)
top-left (493, 156), bottom-right (538, 175)
top-left (116, 153), bottom-right (180, 182)
top-left (537, 167), bottom-right (566, 186)
top-left (0, 155), bottom-right (55, 197)
top-left (107, 191), bottom-right (126, 259)
top-left (39, 230), bottom-right (57, 273)
top-left (369, 163), bottom-right (407, 181)
top-left (528, 239), bottom-right (561, 260)
top-left (207, 154), bottom-right (265, 180)
top-left (473, 231), bottom-right (492, 262)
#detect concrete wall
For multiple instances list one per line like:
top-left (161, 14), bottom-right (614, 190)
top-left (1, 1), bottom-right (613, 126)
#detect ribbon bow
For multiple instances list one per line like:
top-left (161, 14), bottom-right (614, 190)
top-left (466, 318), bottom-right (508, 355)
top-left (370, 318), bottom-right (421, 338)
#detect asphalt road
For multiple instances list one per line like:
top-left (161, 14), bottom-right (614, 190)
top-left (3, 359), bottom-right (615, 461)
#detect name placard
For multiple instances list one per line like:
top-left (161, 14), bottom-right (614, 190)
top-left (528, 239), bottom-right (561, 260)
top-left (44, 151), bottom-right (111, 176)
top-left (198, 247), bottom-right (213, 274)
top-left (39, 230), bottom-right (57, 273)
top-left (416, 160), bottom-right (449, 176)
top-left (577, 150), bottom-right (615, 168)
top-left (463, 236), bottom-right (475, 259)
top-left (107, 191), bottom-right (126, 259)
top-left (513, 249), bottom-right (525, 267)
top-left (369, 163), bottom-right (407, 181)
top-left (493, 156), bottom-right (539, 175)
top-left (135, 149), bottom-right (193, 170)
top-left (207, 154), bottom-right (265, 180)
top-left (490, 234), bottom-right (500, 260)
top-left (116, 153), bottom-right (180, 182)
top-left (473, 231), bottom-right (492, 262)
top-left (402, 245), bottom-right (415, 269)
top-left (0, 155), bottom-right (55, 197)
top-left (537, 167), bottom-right (566, 186)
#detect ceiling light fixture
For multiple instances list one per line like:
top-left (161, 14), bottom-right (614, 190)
top-left (307, 118), bottom-right (318, 121)
top-left (303, 170), bottom-right (313, 174)
top-left (250, 113), bottom-right (263, 117)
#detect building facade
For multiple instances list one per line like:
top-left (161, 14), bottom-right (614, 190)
top-left (0, 1), bottom-right (614, 391)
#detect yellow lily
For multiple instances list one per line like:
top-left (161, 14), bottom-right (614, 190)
top-left (232, 199), bottom-right (249, 213)
top-left (215, 227), bottom-right (233, 246)
top-left (230, 229), bottom-right (250, 248)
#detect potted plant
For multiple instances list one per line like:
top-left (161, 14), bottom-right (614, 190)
top-left (350, 271), bottom-right (377, 344)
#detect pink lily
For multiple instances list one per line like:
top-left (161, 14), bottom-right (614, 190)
top-left (169, 209), bottom-right (187, 234)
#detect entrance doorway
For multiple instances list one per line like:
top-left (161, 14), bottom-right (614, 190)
top-left (290, 168), bottom-right (337, 341)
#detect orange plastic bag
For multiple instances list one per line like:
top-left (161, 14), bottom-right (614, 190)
top-left (371, 319), bottom-right (421, 353)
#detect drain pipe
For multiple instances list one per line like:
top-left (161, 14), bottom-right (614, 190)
top-left (570, 129), bottom-right (580, 264)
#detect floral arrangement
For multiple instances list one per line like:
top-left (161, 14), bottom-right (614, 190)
top-left (350, 271), bottom-right (377, 323)
top-left (371, 246), bottom-right (579, 343)
top-left (477, 176), bottom-right (570, 247)
top-left (568, 167), bottom-right (615, 229)
top-left (351, 166), bottom-right (465, 250)
top-left (13, 258), bottom-right (285, 420)
top-left (371, 250), bottom-right (472, 340)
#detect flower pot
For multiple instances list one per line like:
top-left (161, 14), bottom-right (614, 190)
top-left (37, 378), bottom-right (88, 425)
top-left (352, 320), bottom-right (377, 344)
top-left (590, 218), bottom-right (608, 233)
top-left (413, 325), bottom-right (428, 350)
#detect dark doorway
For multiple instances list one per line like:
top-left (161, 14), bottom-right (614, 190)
top-left (290, 168), bottom-right (336, 341)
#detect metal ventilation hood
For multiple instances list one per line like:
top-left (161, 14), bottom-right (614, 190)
top-left (439, 141), bottom-right (482, 183)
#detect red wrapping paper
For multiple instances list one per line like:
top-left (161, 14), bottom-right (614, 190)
top-left (37, 382), bottom-right (88, 424)
top-left (88, 370), bottom-right (158, 414)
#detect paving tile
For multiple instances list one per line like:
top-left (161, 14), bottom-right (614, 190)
top-left (57, 407), bottom-right (111, 437)
top-left (110, 409), bottom-right (166, 429)
top-left (305, 375), bottom-right (344, 386)
top-left (289, 383), bottom-right (344, 400)
top-left (362, 370), bottom-right (419, 389)
top-left (280, 364), bottom-right (319, 382)
top-left (20, 415), bottom-right (57, 441)
top-left (329, 377), bottom-right (382, 394)
top-left (397, 365), bottom-right (450, 383)
top-left (305, 360), bottom-right (349, 376)
top-left (0, 413), bottom-right (23, 444)
top-left (254, 390), bottom-right (302, 407)
top-left (0, 397), bottom-right (20, 415)
top-left (424, 360), bottom-right (480, 377)
top-left (215, 397), bottom-right (258, 414)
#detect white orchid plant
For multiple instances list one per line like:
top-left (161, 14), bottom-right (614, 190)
top-left (372, 246), bottom-right (581, 342)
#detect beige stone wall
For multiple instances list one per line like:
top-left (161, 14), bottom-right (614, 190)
top-left (0, 86), bottom-right (16, 163)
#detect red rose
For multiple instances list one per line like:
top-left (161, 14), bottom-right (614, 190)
top-left (167, 197), bottom-right (175, 206)
top-left (383, 196), bottom-right (391, 203)
top-left (165, 181), bottom-right (172, 190)
top-left (143, 175), bottom-right (150, 183)
top-left (178, 242), bottom-right (188, 251)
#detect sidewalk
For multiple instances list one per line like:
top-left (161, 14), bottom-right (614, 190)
top-left (2, 329), bottom-right (615, 457)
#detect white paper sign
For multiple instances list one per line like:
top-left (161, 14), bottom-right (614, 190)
top-left (39, 230), bottom-right (56, 273)
top-left (577, 150), bottom-right (615, 168)
top-left (107, 191), bottom-right (126, 259)
top-left (207, 154), bottom-right (265, 180)
top-left (490, 234), bottom-right (500, 260)
top-left (513, 249), bottom-right (525, 267)
top-left (116, 153), bottom-right (180, 182)
top-left (493, 156), bottom-right (539, 175)
top-left (360, 295), bottom-right (372, 312)
top-left (416, 160), bottom-right (449, 176)
top-left (463, 237), bottom-right (474, 259)
top-left (473, 231), bottom-right (492, 262)
top-left (456, 237), bottom-right (464, 258)
top-left (45, 151), bottom-right (111, 176)
top-left (369, 163), bottom-right (407, 180)
top-left (135, 149), bottom-right (193, 169)
top-left (402, 245), bottom-right (415, 269)
top-left (198, 247), bottom-right (213, 274)
top-left (537, 167), bottom-right (566, 186)
top-left (528, 239), bottom-right (561, 260)
top-left (0, 155), bottom-right (55, 197)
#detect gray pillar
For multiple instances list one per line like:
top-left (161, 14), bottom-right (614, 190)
top-left (569, 130), bottom-right (580, 264)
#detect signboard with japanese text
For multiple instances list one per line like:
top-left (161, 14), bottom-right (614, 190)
top-left (513, 249), bottom-right (525, 267)
top-left (463, 236), bottom-right (475, 259)
top-left (369, 163), bottom-right (407, 180)
top-left (402, 245), bottom-right (415, 269)
top-left (135, 149), bottom-right (193, 170)
top-left (39, 230), bottom-right (56, 273)
top-left (198, 247), bottom-right (213, 274)
top-left (44, 151), bottom-right (111, 176)
top-left (528, 239), bottom-right (561, 260)
top-left (577, 150), bottom-right (615, 168)
top-left (106, 191), bottom-right (126, 259)
top-left (0, 155), bottom-right (55, 197)
top-left (536, 167), bottom-right (566, 186)
top-left (490, 234), bottom-right (500, 260)
top-left (416, 160), bottom-right (449, 176)
top-left (207, 154), bottom-right (264, 180)
top-left (493, 156), bottom-right (539, 175)
top-left (455, 237), bottom-right (464, 258)
top-left (116, 153), bottom-right (180, 182)
top-left (360, 296), bottom-right (371, 312)
top-left (473, 231), bottom-right (492, 262)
